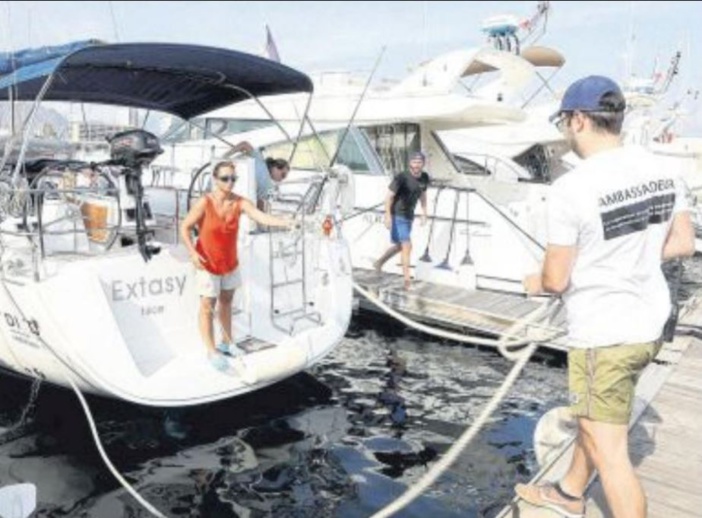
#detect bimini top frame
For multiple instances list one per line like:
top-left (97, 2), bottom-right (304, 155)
top-left (0, 39), bottom-right (313, 119)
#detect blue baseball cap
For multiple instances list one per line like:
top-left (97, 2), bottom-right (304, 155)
top-left (410, 151), bottom-right (426, 162)
top-left (550, 75), bottom-right (625, 122)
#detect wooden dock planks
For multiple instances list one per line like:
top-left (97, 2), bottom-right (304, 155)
top-left (625, 340), bottom-right (702, 518)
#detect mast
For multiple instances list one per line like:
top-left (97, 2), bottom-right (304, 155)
top-left (625, 0), bottom-right (636, 82)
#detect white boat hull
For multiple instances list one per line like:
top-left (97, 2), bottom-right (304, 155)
top-left (0, 235), bottom-right (352, 406)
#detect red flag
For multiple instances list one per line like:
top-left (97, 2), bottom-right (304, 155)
top-left (264, 24), bottom-right (281, 63)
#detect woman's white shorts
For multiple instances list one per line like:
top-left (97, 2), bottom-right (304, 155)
top-left (195, 268), bottom-right (242, 297)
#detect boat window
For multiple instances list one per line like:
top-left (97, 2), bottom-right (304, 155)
top-left (204, 118), bottom-right (274, 138)
top-left (514, 144), bottom-right (552, 183)
top-left (452, 154), bottom-right (491, 175)
top-left (361, 123), bottom-right (421, 174)
top-left (205, 118), bottom-right (229, 138)
top-left (261, 127), bottom-right (385, 175)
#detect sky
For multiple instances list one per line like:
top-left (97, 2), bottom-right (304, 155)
top-left (2, 1), bottom-right (701, 134)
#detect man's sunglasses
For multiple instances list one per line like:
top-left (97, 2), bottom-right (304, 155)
top-left (216, 175), bottom-right (237, 183)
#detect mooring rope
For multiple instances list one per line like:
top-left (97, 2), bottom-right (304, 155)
top-left (370, 341), bottom-right (539, 518)
top-left (352, 282), bottom-right (562, 517)
top-left (0, 278), bottom-right (168, 518)
top-left (352, 281), bottom-right (563, 352)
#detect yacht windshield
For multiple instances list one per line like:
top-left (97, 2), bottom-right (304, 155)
top-left (262, 126), bottom-right (385, 175)
top-left (161, 117), bottom-right (275, 144)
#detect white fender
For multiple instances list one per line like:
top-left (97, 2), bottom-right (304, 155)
top-left (331, 164), bottom-right (356, 216)
top-left (0, 483), bottom-right (36, 518)
top-left (533, 405), bottom-right (577, 468)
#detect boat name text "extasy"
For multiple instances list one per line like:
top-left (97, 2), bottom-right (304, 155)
top-left (112, 275), bottom-right (186, 301)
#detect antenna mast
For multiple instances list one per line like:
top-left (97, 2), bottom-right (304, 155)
top-left (481, 1), bottom-right (550, 55)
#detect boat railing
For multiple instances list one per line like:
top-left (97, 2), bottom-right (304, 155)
top-left (0, 165), bottom-right (124, 264)
top-left (0, 157), bottom-right (329, 336)
top-left (142, 183), bottom-right (319, 249)
top-left (0, 161), bottom-right (197, 269)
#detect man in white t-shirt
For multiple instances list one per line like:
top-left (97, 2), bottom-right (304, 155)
top-left (516, 76), bottom-right (695, 518)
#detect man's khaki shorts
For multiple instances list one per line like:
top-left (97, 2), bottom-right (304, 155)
top-left (568, 341), bottom-right (662, 425)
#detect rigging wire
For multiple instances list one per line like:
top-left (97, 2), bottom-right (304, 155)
top-left (108, 1), bottom-right (120, 42)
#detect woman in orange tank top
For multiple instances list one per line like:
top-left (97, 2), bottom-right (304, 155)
top-left (180, 161), bottom-right (294, 372)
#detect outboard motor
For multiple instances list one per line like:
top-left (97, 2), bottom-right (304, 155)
top-left (109, 129), bottom-right (163, 169)
top-left (108, 129), bottom-right (163, 261)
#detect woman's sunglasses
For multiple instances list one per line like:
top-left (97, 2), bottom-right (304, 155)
top-left (216, 175), bottom-right (237, 183)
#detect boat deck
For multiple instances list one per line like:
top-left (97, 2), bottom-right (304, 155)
top-left (353, 268), bottom-right (568, 352)
top-left (497, 295), bottom-right (702, 517)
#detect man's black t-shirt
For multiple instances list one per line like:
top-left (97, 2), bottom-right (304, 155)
top-left (389, 171), bottom-right (430, 220)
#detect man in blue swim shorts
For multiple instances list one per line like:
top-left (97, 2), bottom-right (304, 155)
top-left (373, 151), bottom-right (430, 290)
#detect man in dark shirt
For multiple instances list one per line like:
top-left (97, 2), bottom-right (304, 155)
top-left (373, 151), bottom-right (430, 290)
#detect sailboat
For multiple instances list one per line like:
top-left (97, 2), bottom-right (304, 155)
top-left (0, 40), bottom-right (354, 406)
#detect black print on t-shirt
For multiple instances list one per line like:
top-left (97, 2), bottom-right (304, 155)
top-left (600, 193), bottom-right (675, 240)
top-left (598, 179), bottom-right (674, 208)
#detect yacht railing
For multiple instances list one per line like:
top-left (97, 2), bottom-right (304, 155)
top-left (169, 159), bottom-right (328, 336)
top-left (0, 162), bottom-right (194, 278)
top-left (0, 182), bottom-right (122, 280)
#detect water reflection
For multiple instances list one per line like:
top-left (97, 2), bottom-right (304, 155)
top-left (0, 313), bottom-right (568, 517)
